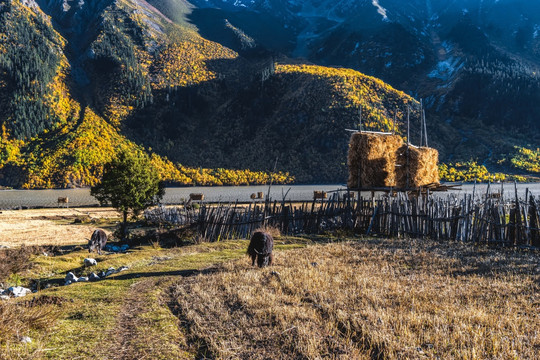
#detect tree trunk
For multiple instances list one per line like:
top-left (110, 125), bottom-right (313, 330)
top-left (122, 211), bottom-right (128, 239)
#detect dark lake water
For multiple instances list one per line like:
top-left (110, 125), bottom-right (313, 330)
top-left (1, 183), bottom-right (539, 209)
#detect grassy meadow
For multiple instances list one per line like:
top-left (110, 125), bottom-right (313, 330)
top-left (0, 208), bottom-right (538, 359)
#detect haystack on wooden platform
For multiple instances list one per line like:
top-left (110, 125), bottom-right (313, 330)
top-left (396, 146), bottom-right (439, 188)
top-left (348, 132), bottom-right (440, 189)
top-left (347, 132), bottom-right (404, 188)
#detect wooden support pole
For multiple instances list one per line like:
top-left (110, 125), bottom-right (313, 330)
top-left (406, 106), bottom-right (410, 189)
top-left (423, 109), bottom-right (428, 147)
top-left (420, 99), bottom-right (424, 147)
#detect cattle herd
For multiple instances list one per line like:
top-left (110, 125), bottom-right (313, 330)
top-left (87, 228), bottom-right (274, 267)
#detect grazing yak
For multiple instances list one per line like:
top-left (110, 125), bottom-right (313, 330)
top-left (88, 229), bottom-right (107, 255)
top-left (247, 231), bottom-right (274, 268)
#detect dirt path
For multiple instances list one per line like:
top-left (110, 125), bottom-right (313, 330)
top-left (105, 278), bottom-right (192, 360)
top-left (110, 280), bottom-right (154, 359)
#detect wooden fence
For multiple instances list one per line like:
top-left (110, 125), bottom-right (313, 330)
top-left (144, 188), bottom-right (540, 249)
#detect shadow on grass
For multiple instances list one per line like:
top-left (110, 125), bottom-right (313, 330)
top-left (106, 267), bottom-right (219, 281)
top-left (34, 267), bottom-right (220, 290)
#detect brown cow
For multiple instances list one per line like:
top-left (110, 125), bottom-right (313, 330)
top-left (247, 231), bottom-right (274, 268)
top-left (57, 197), bottom-right (69, 208)
top-left (88, 229), bottom-right (107, 255)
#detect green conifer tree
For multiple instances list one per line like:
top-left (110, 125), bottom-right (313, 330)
top-left (91, 149), bottom-right (164, 238)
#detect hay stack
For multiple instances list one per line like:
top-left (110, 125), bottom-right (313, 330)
top-left (347, 133), bottom-right (404, 188)
top-left (396, 146), bottom-right (439, 187)
top-left (347, 133), bottom-right (363, 188)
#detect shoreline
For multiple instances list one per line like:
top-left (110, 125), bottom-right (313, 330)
top-left (3, 182), bottom-right (540, 209)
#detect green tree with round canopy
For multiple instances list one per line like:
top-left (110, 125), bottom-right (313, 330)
top-left (91, 149), bottom-right (164, 238)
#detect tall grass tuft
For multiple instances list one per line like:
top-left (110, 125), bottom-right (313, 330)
top-left (0, 246), bottom-right (44, 284)
top-left (253, 225), bottom-right (281, 238)
top-left (0, 300), bottom-right (61, 345)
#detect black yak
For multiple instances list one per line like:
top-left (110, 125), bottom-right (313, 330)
top-left (247, 231), bottom-right (274, 267)
top-left (88, 229), bottom-right (107, 255)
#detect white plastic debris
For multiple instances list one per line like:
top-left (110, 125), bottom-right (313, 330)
top-left (104, 267), bottom-right (116, 277)
top-left (6, 286), bottom-right (32, 297)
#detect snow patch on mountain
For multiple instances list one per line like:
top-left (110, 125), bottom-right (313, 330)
top-left (428, 57), bottom-right (463, 82)
top-left (351, 42), bottom-right (361, 55)
top-left (372, 0), bottom-right (388, 21)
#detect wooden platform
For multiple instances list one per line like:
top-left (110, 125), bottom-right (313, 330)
top-left (347, 182), bottom-right (462, 194)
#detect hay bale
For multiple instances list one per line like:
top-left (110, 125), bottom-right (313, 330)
top-left (347, 133), bottom-right (363, 188)
top-left (347, 133), bottom-right (403, 188)
top-left (396, 146), bottom-right (439, 187)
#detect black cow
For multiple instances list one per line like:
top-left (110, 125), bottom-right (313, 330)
top-left (88, 229), bottom-right (107, 255)
top-left (247, 231), bottom-right (274, 268)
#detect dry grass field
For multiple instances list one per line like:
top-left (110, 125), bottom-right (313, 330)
top-left (0, 208), bottom-right (119, 247)
top-left (173, 239), bottom-right (540, 359)
top-left (0, 208), bottom-right (539, 359)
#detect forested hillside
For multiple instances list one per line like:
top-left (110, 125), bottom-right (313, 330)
top-left (185, 0), bottom-right (540, 181)
top-left (0, 0), bottom-right (294, 188)
top-left (1, 0), bottom-right (538, 188)
top-left (126, 63), bottom-right (418, 182)
top-left (0, 0), bottom-right (417, 188)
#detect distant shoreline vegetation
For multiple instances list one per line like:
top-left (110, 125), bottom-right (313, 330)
top-left (439, 146), bottom-right (540, 183)
top-left (439, 162), bottom-right (528, 183)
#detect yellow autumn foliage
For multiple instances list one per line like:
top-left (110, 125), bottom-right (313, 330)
top-left (276, 64), bottom-right (418, 133)
top-left (509, 146), bottom-right (540, 173)
top-left (152, 37), bottom-right (238, 90)
top-left (439, 161), bottom-right (526, 183)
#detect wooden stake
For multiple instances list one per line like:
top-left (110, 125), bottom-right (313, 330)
top-left (420, 99), bottom-right (424, 147)
top-left (423, 109), bottom-right (428, 147)
top-left (406, 106), bottom-right (410, 189)
top-left (359, 106), bottom-right (363, 131)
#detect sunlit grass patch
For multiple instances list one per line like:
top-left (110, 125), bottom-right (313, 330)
top-left (173, 238), bottom-right (540, 359)
top-left (1, 238), bottom-right (259, 359)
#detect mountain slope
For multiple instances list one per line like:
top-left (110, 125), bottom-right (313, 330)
top-left (126, 62), bottom-right (417, 182)
top-left (184, 0), bottom-right (540, 175)
top-left (0, 0), bottom-right (418, 188)
top-left (0, 0), bottom-right (293, 188)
